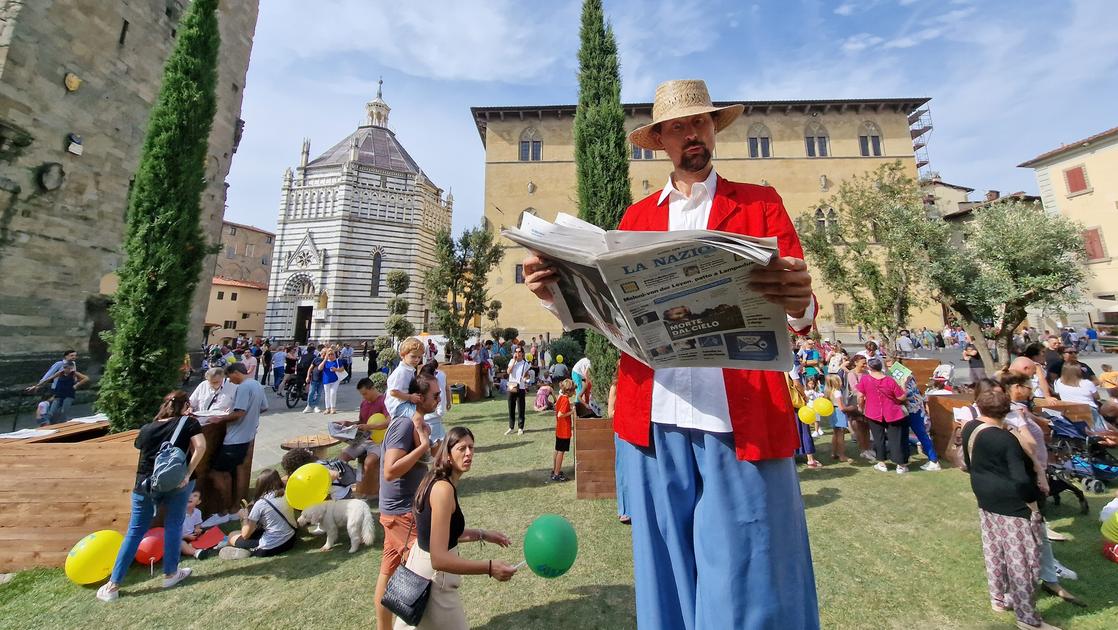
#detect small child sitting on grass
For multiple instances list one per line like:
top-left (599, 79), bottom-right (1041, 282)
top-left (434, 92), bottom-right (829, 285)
top-left (550, 379), bottom-right (575, 483)
top-left (181, 490), bottom-right (204, 557)
top-left (534, 381), bottom-right (555, 412)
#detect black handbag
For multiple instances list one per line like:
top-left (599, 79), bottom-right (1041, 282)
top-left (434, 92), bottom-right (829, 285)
top-left (380, 520), bottom-right (431, 626)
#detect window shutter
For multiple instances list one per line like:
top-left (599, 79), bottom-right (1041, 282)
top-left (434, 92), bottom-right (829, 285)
top-left (1082, 228), bottom-right (1106, 260)
top-left (1065, 166), bottom-right (1088, 194)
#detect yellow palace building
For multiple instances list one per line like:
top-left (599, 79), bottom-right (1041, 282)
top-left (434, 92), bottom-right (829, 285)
top-left (471, 98), bottom-right (947, 340)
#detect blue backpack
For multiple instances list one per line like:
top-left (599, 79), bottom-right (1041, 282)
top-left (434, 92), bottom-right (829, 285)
top-left (145, 416), bottom-right (190, 494)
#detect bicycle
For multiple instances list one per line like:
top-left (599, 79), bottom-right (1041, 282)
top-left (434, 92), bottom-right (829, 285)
top-left (284, 378), bottom-right (307, 409)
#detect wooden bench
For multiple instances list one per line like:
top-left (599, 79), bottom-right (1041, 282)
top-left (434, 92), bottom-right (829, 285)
top-left (0, 442), bottom-right (135, 572)
top-left (574, 417), bottom-right (616, 500)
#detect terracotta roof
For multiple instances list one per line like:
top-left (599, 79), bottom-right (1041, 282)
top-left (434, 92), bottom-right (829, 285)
top-left (922, 179), bottom-right (974, 192)
top-left (471, 97), bottom-right (931, 145)
top-left (222, 220), bottom-right (274, 236)
top-left (1018, 125), bottom-right (1118, 168)
top-left (212, 276), bottom-right (268, 290)
top-left (943, 192), bottom-right (1041, 219)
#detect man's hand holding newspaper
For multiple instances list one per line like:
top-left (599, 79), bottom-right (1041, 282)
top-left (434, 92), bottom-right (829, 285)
top-left (510, 213), bottom-right (812, 371)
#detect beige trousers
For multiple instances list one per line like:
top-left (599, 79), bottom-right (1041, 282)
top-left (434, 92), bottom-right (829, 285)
top-left (393, 546), bottom-right (468, 630)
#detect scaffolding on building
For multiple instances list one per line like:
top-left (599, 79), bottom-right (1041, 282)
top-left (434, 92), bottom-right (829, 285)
top-left (909, 105), bottom-right (933, 179)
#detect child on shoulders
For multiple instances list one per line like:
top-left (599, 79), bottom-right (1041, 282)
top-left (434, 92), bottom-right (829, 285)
top-left (386, 338), bottom-right (425, 419)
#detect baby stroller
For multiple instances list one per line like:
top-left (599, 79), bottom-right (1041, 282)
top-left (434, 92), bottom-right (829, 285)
top-left (1045, 412), bottom-right (1118, 495)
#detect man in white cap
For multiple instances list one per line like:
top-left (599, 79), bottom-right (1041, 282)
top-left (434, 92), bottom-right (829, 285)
top-left (524, 79), bottom-right (819, 629)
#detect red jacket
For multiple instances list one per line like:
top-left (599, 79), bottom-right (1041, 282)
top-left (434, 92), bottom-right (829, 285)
top-left (613, 176), bottom-right (816, 461)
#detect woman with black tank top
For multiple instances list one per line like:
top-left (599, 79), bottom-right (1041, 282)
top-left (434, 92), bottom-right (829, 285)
top-left (97, 390), bottom-right (207, 602)
top-left (395, 427), bottom-right (518, 629)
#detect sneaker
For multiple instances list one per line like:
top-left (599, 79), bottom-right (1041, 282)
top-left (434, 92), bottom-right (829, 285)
top-left (162, 567), bottom-right (191, 588)
top-left (200, 513), bottom-right (227, 528)
top-left (895, 465), bottom-right (909, 474)
top-left (504, 428), bottom-right (513, 436)
top-left (860, 450), bottom-right (877, 462)
top-left (873, 462), bottom-right (889, 473)
top-left (302, 406), bottom-right (312, 413)
top-left (314, 407), bottom-right (321, 413)
top-left (195, 548), bottom-right (216, 560)
top-left (95, 583), bottom-right (119, 602)
top-left (1054, 561), bottom-right (1078, 580)
top-left (517, 428), bottom-right (524, 436)
top-left (555, 473), bottom-right (570, 482)
top-left (920, 460), bottom-right (942, 471)
top-left (219, 546), bottom-right (251, 560)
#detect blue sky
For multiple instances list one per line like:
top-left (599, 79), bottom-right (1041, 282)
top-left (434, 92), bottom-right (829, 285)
top-left (225, 0), bottom-right (1118, 235)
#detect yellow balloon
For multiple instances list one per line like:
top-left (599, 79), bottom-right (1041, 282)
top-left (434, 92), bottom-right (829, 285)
top-left (369, 412), bottom-right (388, 444)
top-left (525, 353), bottom-right (534, 362)
top-left (65, 529), bottom-right (124, 585)
top-left (556, 355), bottom-right (564, 364)
top-left (797, 405), bottom-right (818, 425)
top-left (286, 462), bottom-right (331, 510)
top-left (812, 398), bottom-right (835, 416)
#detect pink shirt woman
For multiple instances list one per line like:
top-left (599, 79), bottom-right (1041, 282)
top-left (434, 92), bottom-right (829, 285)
top-left (856, 371), bottom-right (907, 423)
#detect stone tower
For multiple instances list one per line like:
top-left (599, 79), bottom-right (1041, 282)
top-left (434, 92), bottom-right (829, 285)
top-left (0, 1), bottom-right (260, 398)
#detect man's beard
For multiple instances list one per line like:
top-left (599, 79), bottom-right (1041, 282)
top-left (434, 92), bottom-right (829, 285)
top-left (679, 144), bottom-right (712, 172)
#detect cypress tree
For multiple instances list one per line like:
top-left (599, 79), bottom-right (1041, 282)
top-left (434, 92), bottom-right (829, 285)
top-left (98, 0), bottom-right (221, 430)
top-left (574, 0), bottom-right (631, 394)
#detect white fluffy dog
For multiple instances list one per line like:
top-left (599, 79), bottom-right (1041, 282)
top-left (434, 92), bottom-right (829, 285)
top-left (296, 499), bottom-right (376, 553)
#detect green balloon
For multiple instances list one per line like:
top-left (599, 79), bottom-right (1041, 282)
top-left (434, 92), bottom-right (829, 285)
top-left (523, 514), bottom-right (578, 578)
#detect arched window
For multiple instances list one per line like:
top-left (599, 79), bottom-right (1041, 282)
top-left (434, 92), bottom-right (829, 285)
top-left (859, 121), bottom-right (883, 157)
top-left (370, 250), bottom-right (382, 297)
top-left (519, 127), bottom-right (542, 162)
top-left (815, 208), bottom-right (827, 233)
top-left (518, 207), bottom-right (537, 227)
top-left (747, 123), bottom-right (772, 158)
top-left (804, 122), bottom-right (829, 158)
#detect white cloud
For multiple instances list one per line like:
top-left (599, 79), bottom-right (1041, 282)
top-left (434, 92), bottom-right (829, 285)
top-left (834, 2), bottom-right (858, 16)
top-left (611, 0), bottom-right (725, 100)
top-left (882, 27), bottom-right (943, 48)
top-left (898, 0), bottom-right (921, 6)
top-left (841, 33), bottom-right (885, 53)
top-left (252, 0), bottom-right (577, 84)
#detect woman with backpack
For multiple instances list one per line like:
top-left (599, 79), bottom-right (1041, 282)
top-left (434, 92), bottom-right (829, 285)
top-left (97, 390), bottom-right (206, 602)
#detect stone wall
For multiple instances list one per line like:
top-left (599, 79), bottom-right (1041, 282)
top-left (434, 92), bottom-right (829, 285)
top-left (0, 0), bottom-right (259, 400)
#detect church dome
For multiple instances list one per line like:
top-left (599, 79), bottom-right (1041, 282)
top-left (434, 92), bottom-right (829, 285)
top-left (305, 125), bottom-right (424, 176)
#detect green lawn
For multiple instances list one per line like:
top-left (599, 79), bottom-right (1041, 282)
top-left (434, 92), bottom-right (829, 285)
top-left (2, 399), bottom-right (1117, 629)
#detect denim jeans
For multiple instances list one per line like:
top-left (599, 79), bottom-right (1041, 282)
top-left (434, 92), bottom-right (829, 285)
top-left (47, 396), bottom-right (74, 424)
top-left (272, 365), bottom-right (285, 391)
top-left (110, 479), bottom-right (193, 583)
top-left (307, 381), bottom-right (323, 407)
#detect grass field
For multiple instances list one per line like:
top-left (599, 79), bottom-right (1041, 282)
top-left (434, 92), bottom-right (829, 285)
top-left (2, 399), bottom-right (1116, 629)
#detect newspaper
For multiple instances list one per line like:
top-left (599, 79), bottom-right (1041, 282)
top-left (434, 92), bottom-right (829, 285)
top-left (503, 213), bottom-right (794, 371)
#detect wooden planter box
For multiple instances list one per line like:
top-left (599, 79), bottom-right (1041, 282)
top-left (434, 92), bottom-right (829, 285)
top-left (443, 363), bottom-right (484, 402)
top-left (0, 422), bottom-right (254, 572)
top-left (575, 417), bottom-right (616, 499)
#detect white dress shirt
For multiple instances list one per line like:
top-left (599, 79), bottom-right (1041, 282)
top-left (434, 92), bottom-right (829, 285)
top-left (650, 169), bottom-right (815, 432)
top-left (189, 379), bottom-right (238, 414)
top-left (508, 359), bottom-right (530, 389)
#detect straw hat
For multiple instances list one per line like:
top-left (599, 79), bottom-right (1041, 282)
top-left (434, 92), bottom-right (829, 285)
top-left (628, 80), bottom-right (745, 151)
